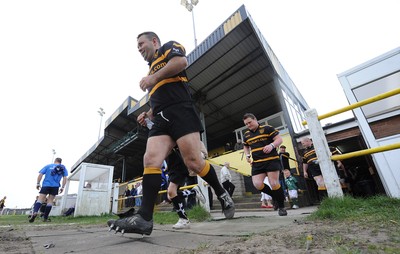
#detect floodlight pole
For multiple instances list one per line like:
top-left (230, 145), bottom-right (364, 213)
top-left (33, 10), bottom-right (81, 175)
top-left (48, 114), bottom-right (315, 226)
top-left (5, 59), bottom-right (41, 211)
top-left (97, 107), bottom-right (105, 140)
top-left (191, 8), bottom-right (197, 47)
top-left (181, 0), bottom-right (199, 48)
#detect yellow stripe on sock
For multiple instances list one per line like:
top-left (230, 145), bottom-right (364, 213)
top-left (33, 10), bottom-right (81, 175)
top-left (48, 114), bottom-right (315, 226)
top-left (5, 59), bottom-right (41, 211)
top-left (318, 186), bottom-right (327, 190)
top-left (198, 161), bottom-right (210, 177)
top-left (257, 183), bottom-right (265, 191)
top-left (272, 183), bottom-right (281, 190)
top-left (143, 167), bottom-right (161, 175)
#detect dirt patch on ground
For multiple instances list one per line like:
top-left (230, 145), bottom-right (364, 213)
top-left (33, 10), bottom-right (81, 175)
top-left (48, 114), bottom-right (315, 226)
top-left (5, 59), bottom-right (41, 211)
top-left (0, 224), bottom-right (104, 254)
top-left (191, 220), bottom-right (398, 254)
top-left (1, 220), bottom-right (398, 253)
top-left (0, 227), bottom-right (33, 254)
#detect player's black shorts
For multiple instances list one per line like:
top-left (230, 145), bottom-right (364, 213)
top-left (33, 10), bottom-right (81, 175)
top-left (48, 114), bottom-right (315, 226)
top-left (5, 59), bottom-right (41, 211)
top-left (252, 159), bottom-right (282, 176)
top-left (166, 149), bottom-right (190, 185)
top-left (149, 102), bottom-right (203, 141)
top-left (307, 165), bottom-right (322, 178)
top-left (39, 187), bottom-right (59, 196)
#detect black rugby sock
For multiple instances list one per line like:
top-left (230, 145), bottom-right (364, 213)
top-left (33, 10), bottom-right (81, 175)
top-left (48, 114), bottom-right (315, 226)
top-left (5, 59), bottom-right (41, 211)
top-left (171, 196), bottom-right (188, 220)
top-left (137, 167), bottom-right (162, 221)
top-left (260, 184), bottom-right (273, 196)
top-left (271, 185), bottom-right (285, 209)
top-left (199, 162), bottom-right (225, 197)
top-left (44, 205), bottom-right (52, 219)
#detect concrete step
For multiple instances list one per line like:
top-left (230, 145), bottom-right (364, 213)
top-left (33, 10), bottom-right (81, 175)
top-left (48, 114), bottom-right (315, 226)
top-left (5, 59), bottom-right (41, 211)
top-left (154, 194), bottom-right (294, 212)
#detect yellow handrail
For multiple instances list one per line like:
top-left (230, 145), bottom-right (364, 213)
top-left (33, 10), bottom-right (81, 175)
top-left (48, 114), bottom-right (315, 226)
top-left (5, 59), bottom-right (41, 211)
top-left (302, 87), bottom-right (400, 125)
top-left (116, 184), bottom-right (198, 201)
top-left (331, 143), bottom-right (400, 161)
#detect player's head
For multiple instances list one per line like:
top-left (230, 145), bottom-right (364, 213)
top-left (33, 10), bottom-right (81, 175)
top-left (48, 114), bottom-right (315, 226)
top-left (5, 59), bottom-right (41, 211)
top-left (137, 31), bottom-right (161, 62)
top-left (283, 169), bottom-right (291, 178)
top-left (301, 137), bottom-right (313, 148)
top-left (243, 113), bottom-right (258, 131)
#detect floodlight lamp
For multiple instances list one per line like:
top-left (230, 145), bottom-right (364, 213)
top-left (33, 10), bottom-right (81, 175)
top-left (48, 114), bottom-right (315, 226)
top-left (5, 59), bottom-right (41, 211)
top-left (180, 0), bottom-right (187, 6)
top-left (191, 0), bottom-right (199, 6)
top-left (186, 3), bottom-right (193, 11)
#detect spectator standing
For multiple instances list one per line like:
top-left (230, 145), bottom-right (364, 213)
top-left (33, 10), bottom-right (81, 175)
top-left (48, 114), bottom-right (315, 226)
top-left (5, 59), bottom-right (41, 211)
top-left (283, 169), bottom-right (300, 209)
top-left (233, 139), bottom-right (244, 151)
top-left (220, 162), bottom-right (235, 197)
top-left (224, 142), bottom-right (232, 152)
top-left (125, 186), bottom-right (132, 207)
top-left (30, 157), bottom-right (68, 223)
top-left (279, 145), bottom-right (290, 171)
top-left (0, 196), bottom-right (6, 215)
top-left (134, 182), bottom-right (142, 207)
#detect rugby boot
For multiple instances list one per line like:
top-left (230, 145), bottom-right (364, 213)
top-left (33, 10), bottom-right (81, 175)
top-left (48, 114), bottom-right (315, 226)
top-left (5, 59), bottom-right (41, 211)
top-left (29, 213), bottom-right (37, 223)
top-left (107, 207), bottom-right (136, 230)
top-left (278, 207), bottom-right (288, 216)
top-left (217, 191), bottom-right (235, 219)
top-left (109, 213), bottom-right (153, 235)
top-left (115, 207), bottom-right (136, 218)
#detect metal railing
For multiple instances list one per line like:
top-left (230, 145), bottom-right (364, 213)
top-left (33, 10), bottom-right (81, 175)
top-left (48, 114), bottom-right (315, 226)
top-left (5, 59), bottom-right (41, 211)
top-left (302, 87), bottom-right (400, 198)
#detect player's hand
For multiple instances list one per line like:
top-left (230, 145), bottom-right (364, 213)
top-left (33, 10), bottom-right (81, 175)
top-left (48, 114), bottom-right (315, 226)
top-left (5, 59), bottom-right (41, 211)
top-left (303, 172), bottom-right (308, 178)
top-left (36, 184), bottom-right (41, 190)
top-left (59, 188), bottom-right (64, 194)
top-left (263, 144), bottom-right (273, 154)
top-left (139, 75), bottom-right (157, 91)
top-left (137, 112), bottom-right (147, 126)
top-left (246, 157), bottom-right (252, 164)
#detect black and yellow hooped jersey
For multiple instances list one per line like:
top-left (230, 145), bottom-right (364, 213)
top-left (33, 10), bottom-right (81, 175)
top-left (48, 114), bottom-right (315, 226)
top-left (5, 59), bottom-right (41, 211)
top-left (302, 145), bottom-right (340, 166)
top-left (243, 124), bottom-right (280, 164)
top-left (148, 40), bottom-right (192, 114)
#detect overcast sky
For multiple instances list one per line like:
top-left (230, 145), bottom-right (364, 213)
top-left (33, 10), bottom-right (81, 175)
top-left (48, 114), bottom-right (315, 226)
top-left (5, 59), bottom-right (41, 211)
top-left (1, 0), bottom-right (399, 209)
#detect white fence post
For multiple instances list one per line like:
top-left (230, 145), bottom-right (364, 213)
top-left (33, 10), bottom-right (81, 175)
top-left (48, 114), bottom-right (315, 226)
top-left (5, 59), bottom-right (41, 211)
top-left (112, 183), bottom-right (120, 214)
top-left (305, 108), bottom-right (343, 198)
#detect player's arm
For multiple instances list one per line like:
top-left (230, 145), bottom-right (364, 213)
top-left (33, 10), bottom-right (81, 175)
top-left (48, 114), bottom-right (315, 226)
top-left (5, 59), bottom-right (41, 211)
top-left (263, 134), bottom-right (282, 154)
top-left (60, 176), bottom-right (67, 193)
top-left (36, 174), bottom-right (43, 190)
top-left (140, 56), bottom-right (188, 91)
top-left (153, 56), bottom-right (187, 82)
top-left (303, 163), bottom-right (309, 178)
top-left (244, 145), bottom-right (252, 163)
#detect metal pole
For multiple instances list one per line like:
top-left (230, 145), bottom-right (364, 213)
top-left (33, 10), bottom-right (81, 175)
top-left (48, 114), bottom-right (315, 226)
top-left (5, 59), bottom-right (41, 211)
top-left (97, 108), bottom-right (105, 140)
top-left (332, 143), bottom-right (400, 161)
top-left (302, 87), bottom-right (400, 125)
top-left (191, 7), bottom-right (197, 47)
top-left (98, 115), bottom-right (103, 139)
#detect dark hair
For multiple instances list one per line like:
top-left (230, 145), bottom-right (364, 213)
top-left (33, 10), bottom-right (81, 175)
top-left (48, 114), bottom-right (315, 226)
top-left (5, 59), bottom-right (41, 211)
top-left (55, 157), bottom-right (62, 163)
top-left (280, 145), bottom-right (286, 149)
top-left (137, 31), bottom-right (161, 45)
top-left (243, 113), bottom-right (256, 121)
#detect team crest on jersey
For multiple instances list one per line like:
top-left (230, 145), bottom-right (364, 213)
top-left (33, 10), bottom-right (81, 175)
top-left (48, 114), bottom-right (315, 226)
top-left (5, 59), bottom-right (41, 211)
top-left (259, 128), bottom-right (264, 134)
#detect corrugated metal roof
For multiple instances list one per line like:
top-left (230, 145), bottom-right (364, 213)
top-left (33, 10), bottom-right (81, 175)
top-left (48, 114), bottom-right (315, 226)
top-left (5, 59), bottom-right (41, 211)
top-left (73, 5), bottom-right (309, 179)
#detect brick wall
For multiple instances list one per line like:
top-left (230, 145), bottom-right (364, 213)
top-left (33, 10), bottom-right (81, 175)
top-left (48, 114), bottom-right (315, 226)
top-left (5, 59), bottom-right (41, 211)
top-left (370, 115), bottom-right (400, 139)
top-left (326, 114), bottom-right (400, 142)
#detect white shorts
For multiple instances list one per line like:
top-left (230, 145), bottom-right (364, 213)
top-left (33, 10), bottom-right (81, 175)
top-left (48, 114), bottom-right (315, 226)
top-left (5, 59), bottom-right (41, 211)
top-left (288, 189), bottom-right (298, 199)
